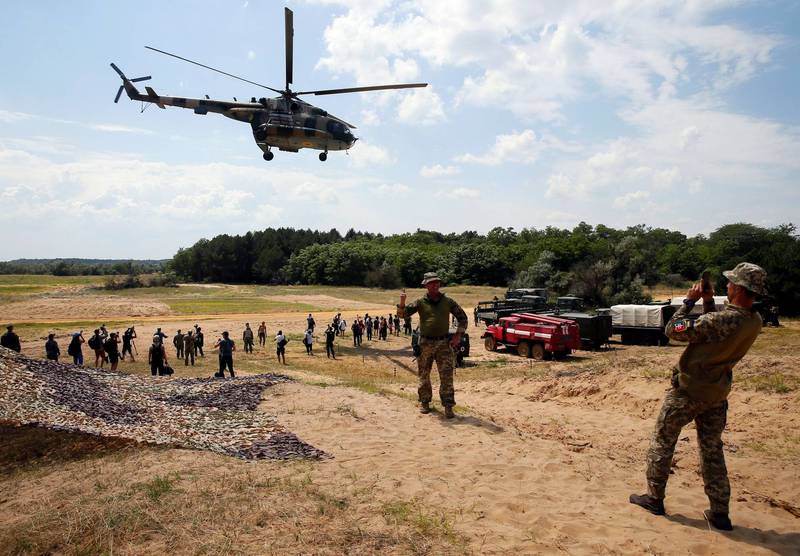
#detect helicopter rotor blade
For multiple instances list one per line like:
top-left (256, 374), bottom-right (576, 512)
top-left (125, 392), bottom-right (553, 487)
top-left (130, 75), bottom-right (152, 83)
top-left (294, 83), bottom-right (428, 96)
top-left (114, 86), bottom-right (124, 103)
top-left (144, 46), bottom-right (284, 94)
top-left (285, 7), bottom-right (293, 91)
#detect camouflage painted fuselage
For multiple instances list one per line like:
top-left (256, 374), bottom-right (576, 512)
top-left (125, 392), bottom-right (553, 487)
top-left (121, 79), bottom-right (357, 153)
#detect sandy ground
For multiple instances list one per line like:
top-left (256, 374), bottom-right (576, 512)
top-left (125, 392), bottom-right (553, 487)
top-left (2, 287), bottom-right (799, 554)
top-left (266, 370), bottom-right (799, 555)
top-left (0, 295), bottom-right (174, 321)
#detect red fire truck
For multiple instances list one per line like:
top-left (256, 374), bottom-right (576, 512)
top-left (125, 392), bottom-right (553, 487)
top-left (482, 312), bottom-right (582, 359)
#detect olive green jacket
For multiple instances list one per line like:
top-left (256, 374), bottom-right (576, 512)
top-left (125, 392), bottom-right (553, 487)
top-left (398, 293), bottom-right (468, 337)
top-left (665, 300), bottom-right (762, 403)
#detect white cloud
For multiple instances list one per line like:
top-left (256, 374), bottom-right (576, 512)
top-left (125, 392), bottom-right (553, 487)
top-left (420, 164), bottom-right (460, 178)
top-left (613, 190), bottom-right (650, 209)
top-left (396, 87), bottom-right (445, 126)
top-left (376, 183), bottom-right (410, 196)
top-left (284, 181), bottom-right (340, 203)
top-left (544, 97), bottom-right (800, 204)
top-left (88, 124), bottom-right (154, 134)
top-left (360, 109), bottom-right (380, 126)
top-left (348, 141), bottom-right (393, 168)
top-left (0, 110), bottom-right (33, 123)
top-left (435, 187), bottom-right (478, 200)
top-left (458, 129), bottom-right (561, 165)
top-left (313, 2), bottom-right (781, 121)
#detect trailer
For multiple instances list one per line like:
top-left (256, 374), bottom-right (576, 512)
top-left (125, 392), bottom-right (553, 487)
top-left (609, 296), bottom-right (729, 346)
top-left (482, 312), bottom-right (581, 359)
top-left (609, 304), bottom-right (672, 345)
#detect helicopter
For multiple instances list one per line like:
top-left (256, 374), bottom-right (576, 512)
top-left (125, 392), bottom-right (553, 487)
top-left (111, 7), bottom-right (427, 161)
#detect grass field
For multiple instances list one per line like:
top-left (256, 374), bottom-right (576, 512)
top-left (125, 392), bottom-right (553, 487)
top-left (0, 275), bottom-right (105, 286)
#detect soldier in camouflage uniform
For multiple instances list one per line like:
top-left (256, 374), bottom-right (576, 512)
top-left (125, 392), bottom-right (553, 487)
top-left (398, 272), bottom-right (468, 419)
top-left (630, 263), bottom-right (767, 531)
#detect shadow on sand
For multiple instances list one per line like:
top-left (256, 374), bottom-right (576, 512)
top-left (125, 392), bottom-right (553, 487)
top-left (423, 408), bottom-right (504, 434)
top-left (666, 513), bottom-right (800, 556)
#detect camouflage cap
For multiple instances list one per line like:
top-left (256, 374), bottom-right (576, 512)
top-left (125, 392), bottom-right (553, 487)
top-left (421, 272), bottom-right (441, 285)
top-left (723, 262), bottom-right (767, 296)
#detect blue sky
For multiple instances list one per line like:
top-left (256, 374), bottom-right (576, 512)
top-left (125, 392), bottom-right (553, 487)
top-left (1, 0), bottom-right (799, 259)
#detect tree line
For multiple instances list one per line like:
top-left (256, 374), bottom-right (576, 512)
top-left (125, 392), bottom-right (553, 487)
top-left (167, 223), bottom-right (800, 315)
top-left (0, 259), bottom-right (166, 276)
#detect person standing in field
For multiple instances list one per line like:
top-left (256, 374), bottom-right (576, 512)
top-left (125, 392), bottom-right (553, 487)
top-left (0, 324), bottom-right (22, 353)
top-left (243, 323), bottom-right (255, 353)
top-left (104, 332), bottom-right (121, 371)
top-left (365, 314), bottom-right (373, 341)
top-left (214, 331), bottom-right (236, 377)
top-left (398, 272), bottom-right (468, 419)
top-left (88, 329), bottom-right (106, 367)
top-left (173, 329), bottom-right (184, 360)
top-left (194, 326), bottom-right (204, 357)
top-left (373, 316), bottom-right (379, 339)
top-left (45, 333), bottom-right (60, 361)
top-left (67, 331), bottom-right (85, 365)
top-left (393, 315), bottom-right (401, 336)
top-left (324, 325), bottom-right (336, 359)
top-left (630, 263), bottom-right (767, 531)
top-left (148, 335), bottom-right (168, 376)
top-left (275, 330), bottom-right (288, 364)
top-left (183, 330), bottom-right (195, 366)
top-left (258, 321), bottom-right (267, 347)
top-left (121, 327), bottom-right (136, 361)
top-left (303, 328), bottom-right (314, 355)
top-left (307, 314), bottom-right (316, 333)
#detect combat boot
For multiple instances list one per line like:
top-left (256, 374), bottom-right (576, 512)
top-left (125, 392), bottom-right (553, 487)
top-left (444, 406), bottom-right (455, 419)
top-left (629, 494), bottom-right (665, 516)
top-left (703, 510), bottom-right (733, 531)
top-left (420, 402), bottom-right (431, 414)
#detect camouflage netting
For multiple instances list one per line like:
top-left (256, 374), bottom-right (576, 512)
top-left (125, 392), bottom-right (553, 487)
top-left (0, 347), bottom-right (327, 460)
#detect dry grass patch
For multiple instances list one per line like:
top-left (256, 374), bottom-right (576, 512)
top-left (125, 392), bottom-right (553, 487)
top-left (0, 443), bottom-right (468, 556)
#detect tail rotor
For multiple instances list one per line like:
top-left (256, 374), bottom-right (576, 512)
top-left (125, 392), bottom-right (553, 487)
top-left (110, 63), bottom-right (151, 103)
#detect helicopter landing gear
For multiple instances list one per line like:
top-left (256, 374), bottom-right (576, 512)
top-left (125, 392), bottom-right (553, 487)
top-left (263, 150), bottom-right (274, 161)
top-left (319, 151), bottom-right (327, 162)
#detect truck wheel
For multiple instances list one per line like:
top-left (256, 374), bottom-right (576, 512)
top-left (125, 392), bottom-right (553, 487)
top-left (517, 342), bottom-right (531, 358)
top-left (484, 336), bottom-right (497, 352)
top-left (531, 343), bottom-right (545, 360)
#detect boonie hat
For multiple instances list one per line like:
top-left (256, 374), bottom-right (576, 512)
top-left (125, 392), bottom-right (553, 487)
top-left (421, 272), bottom-right (441, 285)
top-left (723, 262), bottom-right (767, 296)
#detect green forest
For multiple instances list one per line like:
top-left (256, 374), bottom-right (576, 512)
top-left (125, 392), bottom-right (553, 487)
top-left (167, 223), bottom-right (800, 314)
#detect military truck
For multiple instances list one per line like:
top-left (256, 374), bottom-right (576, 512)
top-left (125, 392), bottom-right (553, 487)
top-left (505, 288), bottom-right (547, 300)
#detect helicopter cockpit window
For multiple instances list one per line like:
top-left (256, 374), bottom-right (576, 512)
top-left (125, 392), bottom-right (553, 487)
top-left (327, 121), bottom-right (345, 133)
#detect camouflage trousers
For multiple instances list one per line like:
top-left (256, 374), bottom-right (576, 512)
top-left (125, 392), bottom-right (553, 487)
top-left (646, 388), bottom-right (730, 513)
top-left (417, 338), bottom-right (455, 407)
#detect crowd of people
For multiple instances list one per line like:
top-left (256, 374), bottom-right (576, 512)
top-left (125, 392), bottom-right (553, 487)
top-left (1, 311), bottom-right (416, 376)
